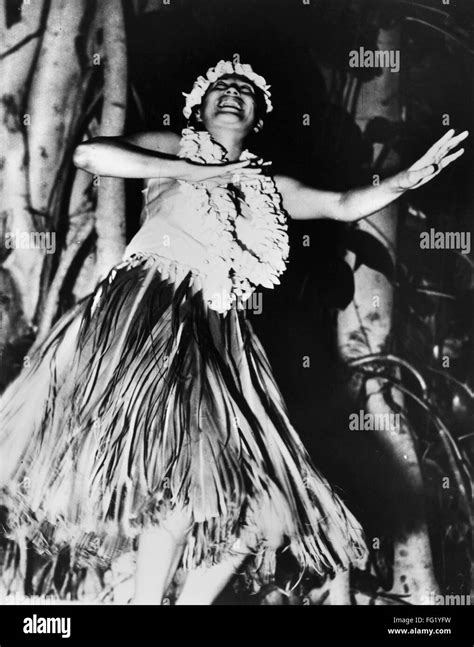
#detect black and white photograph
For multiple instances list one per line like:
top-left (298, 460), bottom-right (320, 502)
top-left (0, 0), bottom-right (473, 641)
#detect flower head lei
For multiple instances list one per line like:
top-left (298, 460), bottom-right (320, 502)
top-left (182, 59), bottom-right (273, 120)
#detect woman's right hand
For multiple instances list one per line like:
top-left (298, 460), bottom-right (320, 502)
top-left (177, 159), bottom-right (264, 184)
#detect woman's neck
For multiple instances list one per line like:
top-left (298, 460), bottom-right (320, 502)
top-left (205, 126), bottom-right (246, 161)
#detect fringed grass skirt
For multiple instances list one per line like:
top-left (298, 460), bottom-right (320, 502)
top-left (0, 253), bottom-right (366, 594)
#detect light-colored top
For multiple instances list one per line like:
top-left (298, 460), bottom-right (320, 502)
top-left (124, 178), bottom-right (213, 271)
top-left (122, 128), bottom-right (289, 313)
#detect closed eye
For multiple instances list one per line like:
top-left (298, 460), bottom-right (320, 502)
top-left (213, 80), bottom-right (255, 94)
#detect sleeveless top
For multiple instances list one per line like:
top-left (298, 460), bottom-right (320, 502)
top-left (122, 128), bottom-right (289, 313)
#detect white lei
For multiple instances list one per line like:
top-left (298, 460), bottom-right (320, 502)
top-left (178, 127), bottom-right (289, 313)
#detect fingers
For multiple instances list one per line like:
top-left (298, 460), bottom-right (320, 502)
top-left (429, 128), bottom-right (469, 160)
top-left (212, 160), bottom-right (265, 181)
top-left (406, 128), bottom-right (467, 188)
top-left (228, 160), bottom-right (253, 169)
top-left (431, 128), bottom-right (456, 151)
top-left (447, 130), bottom-right (469, 148)
top-left (219, 166), bottom-right (264, 181)
top-left (226, 160), bottom-right (265, 169)
top-left (427, 128), bottom-right (458, 158)
top-left (405, 146), bottom-right (465, 189)
top-left (443, 131), bottom-right (469, 157)
top-left (440, 146), bottom-right (465, 167)
top-left (429, 146), bottom-right (465, 176)
top-left (232, 167), bottom-right (263, 174)
top-left (183, 155), bottom-right (270, 184)
top-left (226, 159), bottom-right (271, 169)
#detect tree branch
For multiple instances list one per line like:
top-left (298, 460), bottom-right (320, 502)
top-left (0, 29), bottom-right (44, 60)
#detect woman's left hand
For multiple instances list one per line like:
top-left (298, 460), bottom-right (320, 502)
top-left (396, 128), bottom-right (469, 190)
top-left (189, 159), bottom-right (269, 192)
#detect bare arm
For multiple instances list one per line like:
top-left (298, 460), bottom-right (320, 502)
top-left (72, 130), bottom-right (262, 182)
top-left (72, 131), bottom-right (186, 178)
top-left (274, 174), bottom-right (405, 223)
top-left (275, 129), bottom-right (468, 222)
top-left (274, 175), bottom-right (344, 220)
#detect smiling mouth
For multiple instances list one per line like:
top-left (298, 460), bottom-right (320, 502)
top-left (217, 97), bottom-right (243, 111)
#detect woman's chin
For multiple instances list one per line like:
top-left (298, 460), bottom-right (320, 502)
top-left (209, 112), bottom-right (251, 131)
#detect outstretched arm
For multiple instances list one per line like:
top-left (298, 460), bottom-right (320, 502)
top-left (73, 130), bottom-right (263, 183)
top-left (275, 129), bottom-right (468, 222)
top-left (73, 131), bottom-right (182, 178)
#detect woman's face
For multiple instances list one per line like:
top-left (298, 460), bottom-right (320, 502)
top-left (197, 73), bottom-right (260, 135)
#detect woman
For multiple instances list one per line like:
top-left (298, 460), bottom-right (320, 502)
top-left (0, 60), bottom-right (467, 605)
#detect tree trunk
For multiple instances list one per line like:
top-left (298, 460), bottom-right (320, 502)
top-left (1, 0), bottom-right (129, 352)
top-left (26, 0), bottom-right (99, 344)
top-left (94, 0), bottom-right (128, 280)
top-left (0, 0), bottom-right (47, 331)
top-left (0, 0), bottom-right (99, 349)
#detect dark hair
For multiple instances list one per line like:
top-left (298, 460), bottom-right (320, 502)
top-left (187, 77), bottom-right (267, 131)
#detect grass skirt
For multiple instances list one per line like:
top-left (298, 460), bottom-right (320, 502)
top-left (0, 253), bottom-right (366, 596)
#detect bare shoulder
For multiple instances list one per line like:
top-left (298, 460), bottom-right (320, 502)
top-left (120, 129), bottom-right (181, 155)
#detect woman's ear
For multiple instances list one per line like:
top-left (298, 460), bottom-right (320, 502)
top-left (195, 109), bottom-right (203, 123)
top-left (254, 119), bottom-right (264, 133)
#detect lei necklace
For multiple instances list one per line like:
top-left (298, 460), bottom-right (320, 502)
top-left (177, 126), bottom-right (289, 313)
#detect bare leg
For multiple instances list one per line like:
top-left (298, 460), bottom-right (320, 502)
top-left (307, 568), bottom-right (351, 605)
top-left (175, 539), bottom-right (250, 605)
top-left (131, 509), bottom-right (192, 605)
